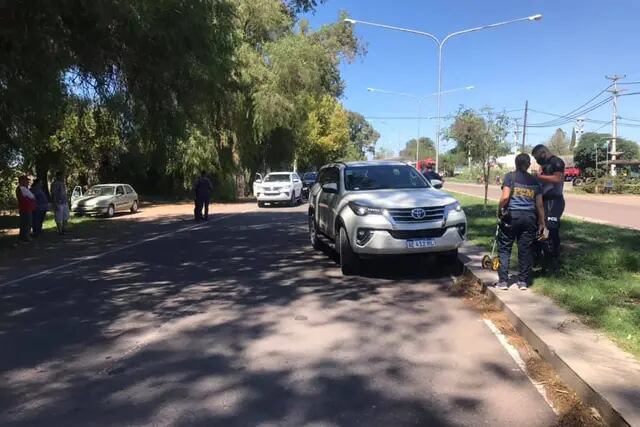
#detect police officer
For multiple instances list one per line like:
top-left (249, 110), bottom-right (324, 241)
top-left (495, 153), bottom-right (546, 290)
top-left (531, 144), bottom-right (565, 271)
top-left (193, 170), bottom-right (213, 221)
top-left (422, 164), bottom-right (442, 182)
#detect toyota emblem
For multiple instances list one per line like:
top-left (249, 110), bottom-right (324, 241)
top-left (411, 208), bottom-right (426, 219)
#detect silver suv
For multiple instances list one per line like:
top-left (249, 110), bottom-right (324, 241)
top-left (308, 161), bottom-right (467, 275)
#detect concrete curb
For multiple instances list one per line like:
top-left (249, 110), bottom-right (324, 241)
top-left (459, 245), bottom-right (639, 427)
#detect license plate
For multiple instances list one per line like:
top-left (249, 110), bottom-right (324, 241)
top-left (406, 238), bottom-right (436, 248)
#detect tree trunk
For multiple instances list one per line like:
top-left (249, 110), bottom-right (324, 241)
top-left (483, 163), bottom-right (490, 208)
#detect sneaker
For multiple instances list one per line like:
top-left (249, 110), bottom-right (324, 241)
top-left (495, 282), bottom-right (509, 290)
top-left (518, 282), bottom-right (528, 290)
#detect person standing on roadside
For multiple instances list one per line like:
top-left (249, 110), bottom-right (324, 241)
top-left (193, 170), bottom-right (213, 221)
top-left (30, 178), bottom-right (49, 237)
top-left (495, 154), bottom-right (546, 290)
top-left (50, 172), bottom-right (70, 235)
top-left (16, 175), bottom-right (36, 242)
top-left (531, 144), bottom-right (565, 272)
top-left (422, 164), bottom-right (442, 183)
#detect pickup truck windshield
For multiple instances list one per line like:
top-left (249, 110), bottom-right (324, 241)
top-left (264, 174), bottom-right (290, 183)
top-left (345, 165), bottom-right (429, 191)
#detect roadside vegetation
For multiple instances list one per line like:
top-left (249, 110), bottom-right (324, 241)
top-left (1, 0), bottom-right (379, 213)
top-left (453, 192), bottom-right (640, 357)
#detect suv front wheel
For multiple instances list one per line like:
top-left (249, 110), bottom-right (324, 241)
top-left (309, 214), bottom-right (321, 250)
top-left (339, 226), bottom-right (361, 276)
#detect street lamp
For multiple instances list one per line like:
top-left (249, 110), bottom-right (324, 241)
top-left (366, 86), bottom-right (474, 163)
top-left (345, 14), bottom-right (542, 172)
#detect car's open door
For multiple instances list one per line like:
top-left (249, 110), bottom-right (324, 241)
top-left (71, 186), bottom-right (83, 201)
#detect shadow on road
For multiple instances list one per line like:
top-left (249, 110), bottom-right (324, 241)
top-left (0, 210), bottom-right (512, 426)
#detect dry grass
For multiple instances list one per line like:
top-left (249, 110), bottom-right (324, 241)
top-left (451, 276), bottom-right (606, 427)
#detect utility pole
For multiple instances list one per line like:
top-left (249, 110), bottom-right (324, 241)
top-left (513, 119), bottom-right (521, 151)
top-left (606, 74), bottom-right (625, 176)
top-left (521, 100), bottom-right (529, 152)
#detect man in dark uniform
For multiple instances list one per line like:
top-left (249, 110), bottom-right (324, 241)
top-left (422, 164), bottom-right (442, 182)
top-left (531, 144), bottom-right (565, 271)
top-left (495, 153), bottom-right (546, 290)
top-left (193, 170), bottom-right (213, 221)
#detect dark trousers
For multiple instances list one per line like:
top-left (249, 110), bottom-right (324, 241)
top-left (32, 209), bottom-right (46, 236)
top-left (541, 198), bottom-right (565, 267)
top-left (194, 196), bottom-right (210, 220)
top-left (19, 211), bottom-right (33, 241)
top-left (497, 211), bottom-right (537, 284)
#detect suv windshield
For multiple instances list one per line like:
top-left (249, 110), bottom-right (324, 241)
top-left (345, 165), bottom-right (428, 191)
top-left (86, 186), bottom-right (115, 196)
top-left (302, 172), bottom-right (317, 181)
top-left (264, 174), bottom-right (290, 183)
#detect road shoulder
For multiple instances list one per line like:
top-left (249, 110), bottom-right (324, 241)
top-left (460, 243), bottom-right (640, 427)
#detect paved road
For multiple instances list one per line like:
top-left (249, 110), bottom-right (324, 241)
top-left (0, 207), bottom-right (556, 426)
top-left (446, 181), bottom-right (640, 230)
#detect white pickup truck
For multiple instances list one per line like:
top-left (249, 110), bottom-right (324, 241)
top-left (253, 172), bottom-right (303, 207)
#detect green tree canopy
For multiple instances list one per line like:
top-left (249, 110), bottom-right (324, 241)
top-left (398, 137), bottom-right (435, 161)
top-left (447, 107), bottom-right (510, 205)
top-left (574, 132), bottom-right (639, 176)
top-left (548, 128), bottom-right (571, 155)
top-left (343, 112), bottom-right (380, 161)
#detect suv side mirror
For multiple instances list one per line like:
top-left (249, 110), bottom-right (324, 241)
top-left (322, 183), bottom-right (338, 194)
top-left (255, 179), bottom-right (262, 184)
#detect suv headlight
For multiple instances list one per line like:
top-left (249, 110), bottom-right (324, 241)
top-left (348, 201), bottom-right (384, 216)
top-left (443, 201), bottom-right (462, 220)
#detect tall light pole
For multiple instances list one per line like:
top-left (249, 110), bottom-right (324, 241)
top-left (366, 86), bottom-right (474, 163)
top-left (345, 14), bottom-right (542, 172)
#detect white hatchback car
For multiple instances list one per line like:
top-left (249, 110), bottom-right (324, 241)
top-left (254, 172), bottom-right (303, 207)
top-left (71, 184), bottom-right (139, 217)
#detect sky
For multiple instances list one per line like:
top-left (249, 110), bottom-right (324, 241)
top-left (304, 0), bottom-right (640, 156)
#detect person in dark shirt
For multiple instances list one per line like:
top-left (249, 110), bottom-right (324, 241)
top-left (193, 170), bottom-right (213, 221)
top-left (495, 153), bottom-right (546, 290)
top-left (422, 164), bottom-right (442, 182)
top-left (531, 144), bottom-right (565, 272)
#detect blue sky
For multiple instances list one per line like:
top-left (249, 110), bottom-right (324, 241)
top-left (305, 0), bottom-right (640, 155)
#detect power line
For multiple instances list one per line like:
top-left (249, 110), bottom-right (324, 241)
top-left (527, 97), bottom-right (613, 127)
top-left (593, 120), bottom-right (613, 132)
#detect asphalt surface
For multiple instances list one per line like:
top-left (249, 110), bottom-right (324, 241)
top-left (0, 206), bottom-right (556, 427)
top-left (446, 181), bottom-right (640, 229)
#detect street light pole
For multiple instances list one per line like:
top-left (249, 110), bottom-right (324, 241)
top-left (366, 86), bottom-right (474, 165)
top-left (345, 14), bottom-right (542, 172)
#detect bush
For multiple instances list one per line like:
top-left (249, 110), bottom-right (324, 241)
top-left (212, 174), bottom-right (237, 202)
top-left (454, 165), bottom-right (509, 183)
top-left (581, 177), bottom-right (640, 194)
top-left (0, 171), bottom-right (20, 212)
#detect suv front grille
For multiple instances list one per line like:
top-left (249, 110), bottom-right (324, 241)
top-left (387, 206), bottom-right (445, 223)
top-left (388, 228), bottom-right (446, 240)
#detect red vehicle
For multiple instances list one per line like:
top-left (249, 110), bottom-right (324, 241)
top-left (416, 158), bottom-right (436, 171)
top-left (564, 166), bottom-right (581, 181)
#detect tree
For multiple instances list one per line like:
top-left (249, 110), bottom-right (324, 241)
top-left (570, 128), bottom-right (577, 151)
top-left (574, 132), bottom-right (639, 176)
top-left (374, 146), bottom-right (394, 160)
top-left (447, 107), bottom-right (510, 206)
top-left (548, 128), bottom-right (571, 155)
top-left (398, 137), bottom-right (435, 161)
top-left (344, 112), bottom-right (379, 161)
top-left (296, 96), bottom-right (350, 170)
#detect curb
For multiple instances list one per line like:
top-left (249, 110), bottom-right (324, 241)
top-left (458, 249), bottom-right (635, 427)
